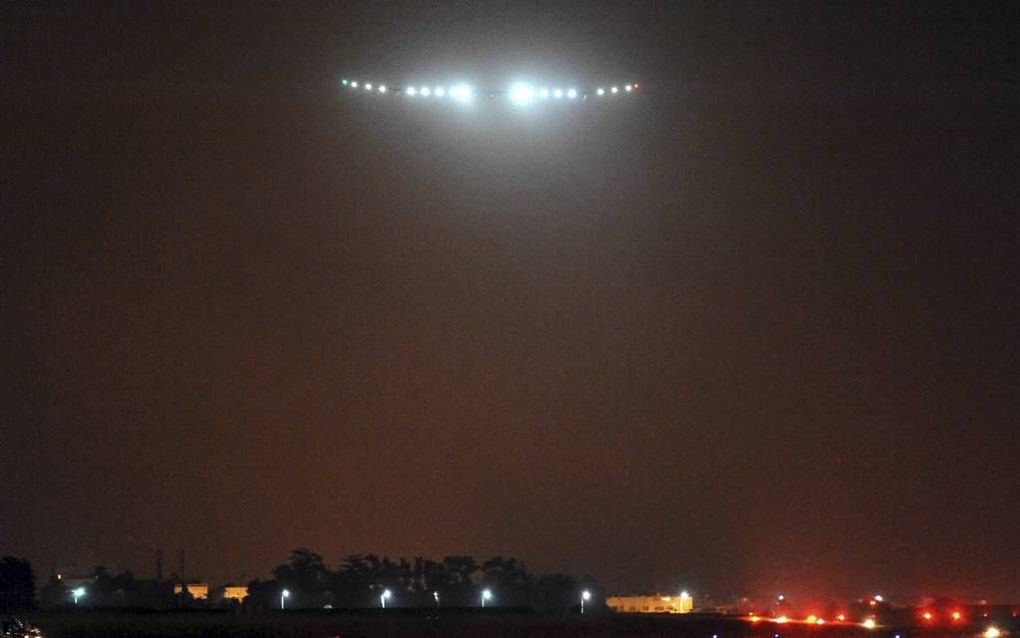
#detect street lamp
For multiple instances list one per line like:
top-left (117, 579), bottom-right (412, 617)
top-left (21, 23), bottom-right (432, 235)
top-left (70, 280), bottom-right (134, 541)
top-left (581, 590), bottom-right (592, 614)
top-left (380, 588), bottom-right (391, 609)
top-left (72, 587), bottom-right (86, 605)
top-left (481, 588), bottom-right (493, 607)
top-left (433, 591), bottom-right (440, 607)
top-left (280, 589), bottom-right (290, 610)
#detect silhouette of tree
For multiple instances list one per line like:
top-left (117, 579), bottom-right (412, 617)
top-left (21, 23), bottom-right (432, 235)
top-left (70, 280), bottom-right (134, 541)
top-left (272, 548), bottom-right (330, 608)
top-left (0, 556), bottom-right (36, 611)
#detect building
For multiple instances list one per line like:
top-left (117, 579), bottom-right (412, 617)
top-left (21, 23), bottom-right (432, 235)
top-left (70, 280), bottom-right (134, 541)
top-left (173, 582), bottom-right (209, 600)
top-left (212, 583), bottom-right (249, 600)
top-left (607, 592), bottom-right (694, 614)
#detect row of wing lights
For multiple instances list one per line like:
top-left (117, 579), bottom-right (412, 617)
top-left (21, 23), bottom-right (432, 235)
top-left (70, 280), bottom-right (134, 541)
top-left (340, 79), bottom-right (639, 104)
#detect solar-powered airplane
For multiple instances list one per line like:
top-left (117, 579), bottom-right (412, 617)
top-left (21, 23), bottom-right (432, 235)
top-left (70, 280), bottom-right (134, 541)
top-left (339, 78), bottom-right (641, 105)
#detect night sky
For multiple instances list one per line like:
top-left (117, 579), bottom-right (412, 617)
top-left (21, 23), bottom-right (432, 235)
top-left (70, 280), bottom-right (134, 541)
top-left (2, 2), bottom-right (1018, 603)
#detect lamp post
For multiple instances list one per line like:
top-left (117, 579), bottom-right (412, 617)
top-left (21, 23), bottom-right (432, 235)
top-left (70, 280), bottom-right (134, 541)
top-left (72, 587), bottom-right (86, 605)
top-left (280, 589), bottom-right (290, 610)
top-left (380, 589), bottom-right (391, 609)
top-left (481, 588), bottom-right (492, 608)
top-left (581, 590), bottom-right (591, 614)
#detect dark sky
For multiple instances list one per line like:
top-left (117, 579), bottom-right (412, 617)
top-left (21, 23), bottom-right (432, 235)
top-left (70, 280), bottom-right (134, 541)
top-left (2, 1), bottom-right (1018, 603)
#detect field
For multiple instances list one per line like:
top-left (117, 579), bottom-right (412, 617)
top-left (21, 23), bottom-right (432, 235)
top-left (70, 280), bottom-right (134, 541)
top-left (20, 611), bottom-right (993, 638)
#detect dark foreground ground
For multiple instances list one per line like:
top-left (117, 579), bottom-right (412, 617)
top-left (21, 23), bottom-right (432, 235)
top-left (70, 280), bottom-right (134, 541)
top-left (20, 611), bottom-right (1011, 638)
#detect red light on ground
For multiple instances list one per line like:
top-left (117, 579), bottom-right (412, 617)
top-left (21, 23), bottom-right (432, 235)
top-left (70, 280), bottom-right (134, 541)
top-left (922, 612), bottom-right (933, 621)
top-left (869, 600), bottom-right (877, 606)
top-left (952, 611), bottom-right (962, 621)
top-left (836, 615), bottom-right (846, 622)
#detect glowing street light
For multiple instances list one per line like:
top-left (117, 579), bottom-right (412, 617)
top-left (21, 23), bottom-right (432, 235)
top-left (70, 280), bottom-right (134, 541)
top-left (581, 590), bottom-right (592, 614)
top-left (280, 588), bottom-right (290, 610)
top-left (863, 618), bottom-right (877, 630)
top-left (380, 588), bottom-right (392, 608)
top-left (985, 627), bottom-right (1001, 638)
top-left (481, 588), bottom-right (493, 607)
top-left (433, 591), bottom-right (440, 607)
top-left (72, 587), bottom-right (86, 605)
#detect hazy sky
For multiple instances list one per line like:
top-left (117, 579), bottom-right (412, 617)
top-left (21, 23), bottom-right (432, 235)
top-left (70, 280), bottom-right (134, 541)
top-left (2, 1), bottom-right (1018, 603)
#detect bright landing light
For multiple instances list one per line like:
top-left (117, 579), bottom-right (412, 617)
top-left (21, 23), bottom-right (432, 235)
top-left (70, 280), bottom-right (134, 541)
top-left (509, 82), bottom-right (536, 105)
top-left (449, 84), bottom-right (474, 103)
top-left (985, 627), bottom-right (1001, 638)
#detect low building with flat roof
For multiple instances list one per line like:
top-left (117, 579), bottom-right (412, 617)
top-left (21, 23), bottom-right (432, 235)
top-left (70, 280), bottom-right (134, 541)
top-left (607, 592), bottom-right (694, 614)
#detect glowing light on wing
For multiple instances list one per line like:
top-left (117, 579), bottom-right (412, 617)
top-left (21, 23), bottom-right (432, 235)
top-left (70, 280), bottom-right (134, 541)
top-left (449, 84), bottom-right (474, 103)
top-left (509, 82), bottom-right (536, 105)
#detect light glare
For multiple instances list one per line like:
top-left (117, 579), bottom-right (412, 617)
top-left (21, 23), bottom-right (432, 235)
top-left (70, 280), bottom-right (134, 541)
top-left (421, 87), bottom-right (431, 97)
top-left (567, 88), bottom-right (578, 99)
top-left (553, 89), bottom-right (563, 99)
top-left (378, 85), bottom-right (386, 93)
top-left (449, 84), bottom-right (474, 103)
top-left (406, 86), bottom-right (417, 96)
top-left (435, 86), bottom-right (445, 97)
top-left (509, 82), bottom-right (536, 105)
top-left (597, 88), bottom-right (605, 95)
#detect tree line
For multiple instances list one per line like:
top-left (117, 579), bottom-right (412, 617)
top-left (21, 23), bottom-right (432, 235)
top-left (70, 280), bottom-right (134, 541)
top-left (249, 548), bottom-right (603, 611)
top-left (2, 551), bottom-right (603, 612)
